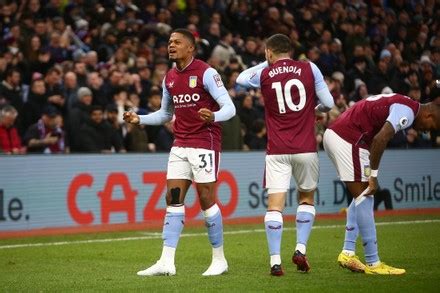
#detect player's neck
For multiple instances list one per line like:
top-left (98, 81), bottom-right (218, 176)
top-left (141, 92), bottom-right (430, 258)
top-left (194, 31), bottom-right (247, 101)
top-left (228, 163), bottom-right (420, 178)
top-left (273, 55), bottom-right (291, 63)
top-left (176, 56), bottom-right (194, 71)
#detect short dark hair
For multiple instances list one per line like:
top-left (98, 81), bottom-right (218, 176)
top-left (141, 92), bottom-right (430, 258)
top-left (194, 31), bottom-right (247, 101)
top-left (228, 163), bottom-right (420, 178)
top-left (265, 34), bottom-right (292, 54)
top-left (90, 105), bottom-right (103, 114)
top-left (5, 67), bottom-right (20, 78)
top-left (172, 28), bottom-right (196, 47)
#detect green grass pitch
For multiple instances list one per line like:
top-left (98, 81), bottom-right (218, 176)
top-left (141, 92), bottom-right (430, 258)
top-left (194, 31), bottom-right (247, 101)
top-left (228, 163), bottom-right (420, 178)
top-left (1, 214), bottom-right (439, 292)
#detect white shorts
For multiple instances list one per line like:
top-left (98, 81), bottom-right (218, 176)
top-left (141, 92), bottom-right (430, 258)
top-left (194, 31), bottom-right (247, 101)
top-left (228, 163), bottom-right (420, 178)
top-left (167, 147), bottom-right (220, 183)
top-left (323, 129), bottom-right (370, 182)
top-left (264, 153), bottom-right (319, 193)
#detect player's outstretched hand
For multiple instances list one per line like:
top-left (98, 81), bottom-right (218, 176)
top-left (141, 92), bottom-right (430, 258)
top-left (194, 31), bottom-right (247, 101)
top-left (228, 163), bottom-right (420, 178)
top-left (198, 108), bottom-right (214, 123)
top-left (123, 111), bottom-right (140, 124)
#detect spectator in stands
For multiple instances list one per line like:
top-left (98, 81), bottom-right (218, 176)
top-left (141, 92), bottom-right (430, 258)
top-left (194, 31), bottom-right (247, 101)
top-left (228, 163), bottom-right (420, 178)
top-left (125, 122), bottom-right (149, 153)
top-left (78, 105), bottom-right (125, 153)
top-left (154, 121), bottom-right (174, 152)
top-left (44, 67), bottom-right (62, 98)
top-left (102, 69), bottom-right (123, 104)
top-left (344, 56), bottom-right (372, 96)
top-left (87, 72), bottom-right (106, 108)
top-left (240, 37), bottom-right (263, 68)
top-left (105, 103), bottom-right (126, 146)
top-left (222, 112), bottom-right (244, 151)
top-left (329, 72), bottom-right (346, 100)
top-left (390, 61), bottom-right (411, 94)
top-left (97, 31), bottom-right (118, 62)
top-left (22, 78), bottom-right (48, 133)
top-left (0, 68), bottom-right (22, 112)
top-left (369, 57), bottom-right (393, 94)
top-left (237, 93), bottom-right (261, 133)
top-left (74, 62), bottom-right (88, 88)
top-left (127, 91), bottom-right (147, 115)
top-left (23, 105), bottom-right (67, 154)
top-left (144, 88), bottom-right (163, 151)
top-left (245, 119), bottom-right (267, 150)
top-left (0, 0), bottom-right (439, 152)
top-left (349, 79), bottom-right (369, 104)
top-left (211, 30), bottom-right (239, 71)
top-left (0, 105), bottom-right (25, 154)
top-left (68, 87), bottom-right (92, 152)
top-left (408, 86), bottom-right (422, 102)
top-left (204, 22), bottom-right (221, 54)
top-left (63, 71), bottom-right (79, 110)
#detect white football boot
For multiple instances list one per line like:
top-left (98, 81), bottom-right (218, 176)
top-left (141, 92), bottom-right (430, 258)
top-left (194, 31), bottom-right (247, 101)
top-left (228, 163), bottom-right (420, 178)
top-left (137, 261), bottom-right (176, 276)
top-left (202, 258), bottom-right (228, 276)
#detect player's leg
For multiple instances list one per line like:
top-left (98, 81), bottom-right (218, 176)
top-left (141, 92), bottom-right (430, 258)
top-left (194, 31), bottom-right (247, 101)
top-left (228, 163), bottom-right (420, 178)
top-left (137, 147), bottom-right (192, 276)
top-left (346, 146), bottom-right (405, 275)
top-left (191, 148), bottom-right (228, 276)
top-left (265, 155), bottom-right (291, 276)
top-left (291, 153), bottom-right (318, 273)
top-left (265, 192), bottom-right (286, 276)
top-left (196, 182), bottom-right (228, 276)
top-left (338, 182), bottom-right (367, 272)
top-left (323, 130), bottom-right (365, 272)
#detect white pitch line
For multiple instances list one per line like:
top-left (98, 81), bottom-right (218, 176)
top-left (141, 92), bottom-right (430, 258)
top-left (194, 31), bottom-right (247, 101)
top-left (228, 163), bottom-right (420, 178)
top-left (0, 219), bottom-right (439, 250)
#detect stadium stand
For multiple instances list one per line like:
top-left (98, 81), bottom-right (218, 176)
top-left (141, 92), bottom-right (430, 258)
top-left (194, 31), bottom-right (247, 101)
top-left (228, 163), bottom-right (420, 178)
top-left (0, 0), bottom-right (439, 153)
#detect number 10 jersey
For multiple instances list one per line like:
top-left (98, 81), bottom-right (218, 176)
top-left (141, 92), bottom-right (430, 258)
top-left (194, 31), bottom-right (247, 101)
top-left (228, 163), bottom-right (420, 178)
top-left (260, 59), bottom-right (317, 155)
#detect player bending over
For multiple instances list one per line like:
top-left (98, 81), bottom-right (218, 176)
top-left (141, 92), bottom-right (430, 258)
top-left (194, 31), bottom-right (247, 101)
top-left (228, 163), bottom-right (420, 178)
top-left (323, 93), bottom-right (440, 274)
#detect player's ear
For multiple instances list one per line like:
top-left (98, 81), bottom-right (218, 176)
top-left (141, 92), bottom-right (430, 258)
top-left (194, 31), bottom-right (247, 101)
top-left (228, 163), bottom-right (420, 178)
top-left (265, 48), bottom-right (271, 63)
top-left (188, 43), bottom-right (195, 54)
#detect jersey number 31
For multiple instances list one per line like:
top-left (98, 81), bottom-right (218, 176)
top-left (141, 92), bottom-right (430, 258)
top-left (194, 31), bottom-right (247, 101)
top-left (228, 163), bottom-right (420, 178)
top-left (272, 79), bottom-right (306, 114)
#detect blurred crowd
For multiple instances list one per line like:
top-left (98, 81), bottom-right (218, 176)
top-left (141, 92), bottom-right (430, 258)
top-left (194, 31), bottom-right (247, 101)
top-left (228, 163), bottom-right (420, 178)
top-left (0, 0), bottom-right (439, 155)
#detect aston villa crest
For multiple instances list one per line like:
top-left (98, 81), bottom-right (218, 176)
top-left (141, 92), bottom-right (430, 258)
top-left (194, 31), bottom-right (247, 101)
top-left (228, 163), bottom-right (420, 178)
top-left (189, 76), bottom-right (197, 88)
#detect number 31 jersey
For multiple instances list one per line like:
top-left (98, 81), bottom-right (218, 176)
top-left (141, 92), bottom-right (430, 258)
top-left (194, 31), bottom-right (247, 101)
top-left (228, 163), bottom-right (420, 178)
top-left (260, 59), bottom-right (317, 155)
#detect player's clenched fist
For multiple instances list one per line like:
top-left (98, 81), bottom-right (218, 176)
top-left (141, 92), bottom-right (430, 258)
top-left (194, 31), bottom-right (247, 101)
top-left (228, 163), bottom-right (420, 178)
top-left (123, 111), bottom-right (140, 124)
top-left (198, 108), bottom-right (214, 122)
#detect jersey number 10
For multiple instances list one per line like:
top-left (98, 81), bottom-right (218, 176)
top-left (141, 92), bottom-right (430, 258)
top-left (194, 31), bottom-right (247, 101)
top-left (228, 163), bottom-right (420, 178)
top-left (272, 79), bottom-right (306, 114)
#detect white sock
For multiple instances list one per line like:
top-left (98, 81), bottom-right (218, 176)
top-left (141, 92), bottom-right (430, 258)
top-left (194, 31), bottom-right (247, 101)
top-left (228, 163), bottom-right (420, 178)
top-left (212, 245), bottom-right (225, 260)
top-left (159, 246), bottom-right (176, 264)
top-left (270, 255), bottom-right (281, 267)
top-left (295, 243), bottom-right (306, 254)
top-left (342, 249), bottom-right (355, 256)
top-left (367, 261), bottom-right (381, 267)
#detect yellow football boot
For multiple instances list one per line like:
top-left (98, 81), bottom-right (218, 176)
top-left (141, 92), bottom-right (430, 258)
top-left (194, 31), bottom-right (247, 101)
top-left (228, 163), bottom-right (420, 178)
top-left (364, 262), bottom-right (406, 275)
top-left (338, 252), bottom-right (366, 273)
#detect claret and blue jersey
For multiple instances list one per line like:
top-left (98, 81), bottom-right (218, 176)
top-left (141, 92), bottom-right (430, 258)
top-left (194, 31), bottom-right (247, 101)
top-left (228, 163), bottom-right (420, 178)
top-left (330, 94), bottom-right (420, 147)
top-left (236, 59), bottom-right (334, 154)
top-left (139, 58), bottom-right (235, 152)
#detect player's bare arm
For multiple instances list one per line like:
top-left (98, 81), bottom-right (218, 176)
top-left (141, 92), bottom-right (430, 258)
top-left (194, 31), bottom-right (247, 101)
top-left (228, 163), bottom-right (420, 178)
top-left (366, 122), bottom-right (395, 195)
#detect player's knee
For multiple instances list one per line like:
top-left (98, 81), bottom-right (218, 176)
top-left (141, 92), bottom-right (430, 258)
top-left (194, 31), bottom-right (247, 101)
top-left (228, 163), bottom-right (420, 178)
top-left (298, 189), bottom-right (315, 205)
top-left (199, 193), bottom-right (215, 209)
top-left (166, 187), bottom-right (183, 205)
top-left (197, 184), bottom-right (215, 209)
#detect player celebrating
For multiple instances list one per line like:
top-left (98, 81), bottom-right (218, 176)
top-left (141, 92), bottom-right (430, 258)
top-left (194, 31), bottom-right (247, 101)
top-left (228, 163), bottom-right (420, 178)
top-left (323, 93), bottom-right (440, 274)
top-left (124, 28), bottom-right (235, 276)
top-left (236, 34), bottom-right (334, 275)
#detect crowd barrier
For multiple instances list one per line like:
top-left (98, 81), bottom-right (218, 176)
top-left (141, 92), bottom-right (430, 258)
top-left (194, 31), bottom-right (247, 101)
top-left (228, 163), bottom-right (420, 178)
top-left (1, 150), bottom-right (439, 233)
